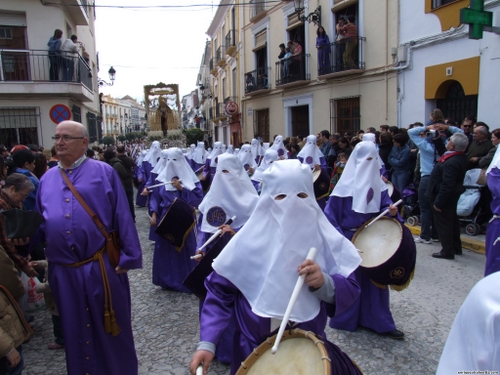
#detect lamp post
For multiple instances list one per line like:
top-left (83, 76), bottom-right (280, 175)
top-left (98, 66), bottom-right (117, 87)
top-left (293, 0), bottom-right (321, 26)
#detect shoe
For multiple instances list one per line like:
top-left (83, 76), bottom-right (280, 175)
top-left (432, 252), bottom-right (454, 260)
top-left (24, 314), bottom-right (34, 323)
top-left (431, 238), bottom-right (440, 242)
top-left (414, 237), bottom-right (431, 244)
top-left (381, 329), bottom-right (405, 340)
top-left (455, 249), bottom-right (463, 255)
top-left (48, 342), bottom-right (65, 350)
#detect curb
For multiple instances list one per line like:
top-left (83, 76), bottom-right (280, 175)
top-left (405, 224), bottom-right (485, 255)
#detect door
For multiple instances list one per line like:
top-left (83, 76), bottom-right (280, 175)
top-left (291, 105), bottom-right (309, 137)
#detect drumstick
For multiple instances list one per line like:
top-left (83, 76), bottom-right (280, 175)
top-left (146, 180), bottom-right (182, 189)
top-left (195, 365), bottom-right (203, 375)
top-left (190, 254), bottom-right (203, 260)
top-left (196, 216), bottom-right (237, 253)
top-left (364, 199), bottom-right (403, 228)
top-left (194, 165), bottom-right (205, 174)
top-left (272, 247), bottom-right (317, 354)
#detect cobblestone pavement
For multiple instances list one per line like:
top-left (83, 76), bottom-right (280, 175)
top-left (22, 204), bottom-right (485, 374)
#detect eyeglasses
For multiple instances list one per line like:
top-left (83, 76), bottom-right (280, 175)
top-left (462, 125), bottom-right (472, 128)
top-left (52, 135), bottom-right (85, 141)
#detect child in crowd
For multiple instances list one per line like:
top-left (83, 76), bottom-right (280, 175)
top-left (330, 152), bottom-right (348, 191)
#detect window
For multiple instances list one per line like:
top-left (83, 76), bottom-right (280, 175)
top-left (432, 0), bottom-right (457, 9)
top-left (72, 105), bottom-right (81, 123)
top-left (0, 107), bottom-right (40, 146)
top-left (0, 28), bottom-right (12, 39)
top-left (330, 97), bottom-right (360, 136)
top-left (254, 108), bottom-right (270, 142)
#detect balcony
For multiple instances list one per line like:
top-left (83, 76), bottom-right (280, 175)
top-left (245, 67), bottom-right (271, 95)
top-left (225, 30), bottom-right (237, 56)
top-left (0, 49), bottom-right (94, 102)
top-left (275, 53), bottom-right (311, 88)
top-left (250, 0), bottom-right (267, 22)
top-left (316, 37), bottom-right (366, 79)
top-left (61, 0), bottom-right (90, 25)
top-left (216, 46), bottom-right (226, 67)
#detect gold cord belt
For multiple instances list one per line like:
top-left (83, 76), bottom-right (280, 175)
top-left (64, 247), bottom-right (120, 336)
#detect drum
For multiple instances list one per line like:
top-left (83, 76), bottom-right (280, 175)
top-left (182, 233), bottom-right (232, 300)
top-left (154, 198), bottom-right (196, 252)
top-left (352, 216), bottom-right (416, 289)
top-left (386, 180), bottom-right (402, 206)
top-left (236, 328), bottom-right (363, 375)
top-left (312, 169), bottom-right (330, 200)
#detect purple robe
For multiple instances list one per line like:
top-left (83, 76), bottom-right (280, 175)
top-left (35, 159), bottom-right (143, 375)
top-left (135, 161), bottom-right (151, 207)
top-left (324, 191), bottom-right (399, 333)
top-left (316, 33), bottom-right (331, 75)
top-left (201, 271), bottom-right (360, 375)
top-left (196, 225), bottom-right (237, 364)
top-left (146, 172), bottom-right (158, 241)
top-left (485, 168), bottom-right (500, 276)
top-left (149, 182), bottom-right (203, 292)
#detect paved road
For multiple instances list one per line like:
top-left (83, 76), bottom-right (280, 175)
top-left (22, 205), bottom-right (486, 374)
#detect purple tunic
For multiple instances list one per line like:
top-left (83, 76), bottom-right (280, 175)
top-left (149, 183), bottom-right (203, 292)
top-left (35, 159), bottom-right (143, 375)
top-left (146, 172), bottom-right (158, 241)
top-left (201, 271), bottom-right (360, 375)
top-left (324, 191), bottom-right (398, 333)
top-left (135, 161), bottom-right (151, 207)
top-left (197, 226), bottom-right (237, 364)
top-left (485, 168), bottom-right (500, 276)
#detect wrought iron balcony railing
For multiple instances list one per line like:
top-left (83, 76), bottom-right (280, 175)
top-left (0, 49), bottom-right (93, 90)
top-left (244, 66), bottom-right (271, 94)
top-left (316, 36), bottom-right (366, 76)
top-left (274, 53), bottom-right (310, 86)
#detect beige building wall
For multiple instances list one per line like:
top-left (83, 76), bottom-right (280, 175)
top-left (239, 0), bottom-right (399, 142)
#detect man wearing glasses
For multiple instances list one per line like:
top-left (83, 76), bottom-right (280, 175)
top-left (32, 121), bottom-right (143, 375)
top-left (461, 115), bottom-right (476, 149)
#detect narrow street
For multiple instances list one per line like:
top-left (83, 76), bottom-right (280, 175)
top-left (23, 204), bottom-right (485, 375)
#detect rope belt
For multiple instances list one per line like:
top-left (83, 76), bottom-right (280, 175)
top-left (64, 247), bottom-right (121, 336)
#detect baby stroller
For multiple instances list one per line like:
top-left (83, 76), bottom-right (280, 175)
top-left (457, 168), bottom-right (490, 236)
top-left (402, 183), bottom-right (420, 226)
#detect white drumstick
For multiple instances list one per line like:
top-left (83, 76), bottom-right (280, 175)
top-left (190, 254), bottom-right (203, 260)
top-left (365, 199), bottom-right (403, 228)
top-left (196, 365), bottom-right (203, 375)
top-left (272, 247), bottom-right (317, 354)
top-left (197, 216), bottom-right (236, 252)
top-left (146, 180), bottom-right (182, 190)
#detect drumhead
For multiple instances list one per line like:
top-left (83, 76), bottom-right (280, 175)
top-left (237, 329), bottom-right (329, 375)
top-left (386, 180), bottom-right (394, 196)
top-left (312, 168), bottom-right (321, 182)
top-left (353, 217), bottom-right (402, 268)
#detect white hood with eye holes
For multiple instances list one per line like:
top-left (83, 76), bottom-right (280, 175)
top-left (198, 153), bottom-right (259, 233)
top-left (213, 159), bottom-right (361, 323)
top-left (156, 148), bottom-right (199, 191)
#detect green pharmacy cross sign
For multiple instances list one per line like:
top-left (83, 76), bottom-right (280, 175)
top-left (460, 0), bottom-right (493, 39)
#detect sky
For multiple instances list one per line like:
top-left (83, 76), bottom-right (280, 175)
top-left (94, 1), bottom-right (217, 103)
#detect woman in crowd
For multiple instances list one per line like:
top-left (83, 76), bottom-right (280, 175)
top-left (388, 133), bottom-right (411, 194)
top-left (338, 136), bottom-right (352, 157)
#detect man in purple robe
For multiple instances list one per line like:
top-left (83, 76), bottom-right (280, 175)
top-left (33, 121), bottom-right (143, 375)
top-left (189, 160), bottom-right (362, 375)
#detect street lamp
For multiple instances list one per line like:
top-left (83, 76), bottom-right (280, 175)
top-left (98, 66), bottom-right (117, 87)
top-left (293, 0), bottom-right (321, 26)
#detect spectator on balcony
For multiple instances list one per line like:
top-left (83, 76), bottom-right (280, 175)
top-left (280, 47), bottom-right (292, 81)
top-left (291, 40), bottom-right (304, 79)
top-left (47, 29), bottom-right (63, 81)
top-left (61, 35), bottom-right (80, 81)
top-left (245, 73), bottom-right (255, 92)
top-left (341, 15), bottom-right (358, 70)
top-left (335, 18), bottom-right (346, 71)
top-left (278, 43), bottom-right (286, 60)
top-left (316, 26), bottom-right (331, 75)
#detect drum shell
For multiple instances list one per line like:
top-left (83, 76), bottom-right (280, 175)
top-left (154, 198), bottom-right (196, 251)
top-left (352, 217), bottom-right (416, 286)
top-left (312, 169), bottom-right (330, 200)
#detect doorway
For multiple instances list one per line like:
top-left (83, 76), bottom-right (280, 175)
top-left (291, 105), bottom-right (309, 137)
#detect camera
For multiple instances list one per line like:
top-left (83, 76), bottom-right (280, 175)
top-left (426, 130), bottom-right (436, 136)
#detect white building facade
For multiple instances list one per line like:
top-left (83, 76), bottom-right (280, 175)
top-left (398, 0), bottom-right (500, 126)
top-left (0, 0), bottom-right (102, 147)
